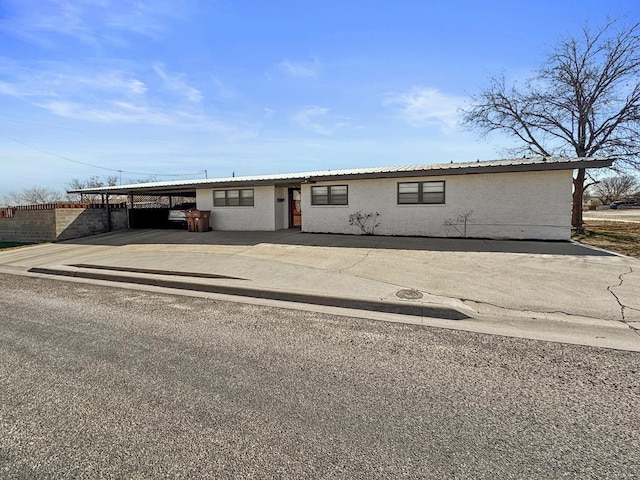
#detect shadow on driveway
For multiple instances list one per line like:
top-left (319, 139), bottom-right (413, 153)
top-left (61, 229), bottom-right (614, 256)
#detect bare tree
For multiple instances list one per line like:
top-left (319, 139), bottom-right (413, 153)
top-left (463, 18), bottom-right (640, 230)
top-left (66, 175), bottom-right (118, 202)
top-left (126, 176), bottom-right (158, 184)
top-left (105, 175), bottom-right (119, 186)
top-left (590, 174), bottom-right (639, 204)
top-left (3, 187), bottom-right (63, 205)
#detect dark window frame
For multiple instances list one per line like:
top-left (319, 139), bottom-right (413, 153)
top-left (397, 181), bottom-right (445, 204)
top-left (311, 185), bottom-right (348, 206)
top-left (213, 189), bottom-right (254, 207)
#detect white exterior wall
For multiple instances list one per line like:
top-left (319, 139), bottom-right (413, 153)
top-left (301, 170), bottom-right (573, 240)
top-left (274, 187), bottom-right (288, 230)
top-left (196, 185), bottom-right (277, 231)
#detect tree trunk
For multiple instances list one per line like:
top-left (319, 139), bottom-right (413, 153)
top-left (572, 168), bottom-right (586, 232)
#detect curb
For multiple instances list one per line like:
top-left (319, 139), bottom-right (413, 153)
top-left (28, 266), bottom-right (470, 321)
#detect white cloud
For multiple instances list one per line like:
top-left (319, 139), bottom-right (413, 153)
top-left (36, 100), bottom-right (165, 124)
top-left (0, 82), bottom-right (20, 97)
top-left (384, 87), bottom-right (465, 132)
top-left (104, 1), bottom-right (173, 39)
top-left (210, 76), bottom-right (236, 100)
top-left (0, 1), bottom-right (95, 47)
top-left (275, 58), bottom-right (320, 78)
top-left (36, 99), bottom-right (240, 134)
top-left (1, 61), bottom-right (204, 108)
top-left (0, 63), bottom-right (147, 99)
top-left (0, 0), bottom-right (192, 48)
top-left (75, 72), bottom-right (148, 95)
top-left (0, 61), bottom-right (238, 130)
top-left (154, 65), bottom-right (203, 102)
top-left (292, 106), bottom-right (349, 135)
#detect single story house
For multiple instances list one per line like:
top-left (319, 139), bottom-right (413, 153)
top-left (69, 156), bottom-right (613, 241)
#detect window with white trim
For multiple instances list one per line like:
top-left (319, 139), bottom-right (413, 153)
top-left (397, 181), bottom-right (445, 204)
top-left (213, 189), bottom-right (254, 207)
top-left (311, 185), bottom-right (348, 205)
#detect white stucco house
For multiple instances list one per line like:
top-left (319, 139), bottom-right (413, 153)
top-left (69, 156), bottom-right (613, 241)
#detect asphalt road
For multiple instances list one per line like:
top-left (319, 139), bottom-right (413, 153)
top-left (1, 274), bottom-right (639, 479)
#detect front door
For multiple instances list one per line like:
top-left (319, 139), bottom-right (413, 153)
top-left (289, 188), bottom-right (301, 227)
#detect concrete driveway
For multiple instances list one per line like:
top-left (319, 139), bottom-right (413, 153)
top-left (1, 229), bottom-right (639, 350)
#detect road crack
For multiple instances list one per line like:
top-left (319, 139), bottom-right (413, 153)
top-left (338, 248), bottom-right (376, 273)
top-left (460, 298), bottom-right (604, 322)
top-left (606, 267), bottom-right (639, 330)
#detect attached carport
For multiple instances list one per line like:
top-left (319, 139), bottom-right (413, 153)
top-left (68, 182), bottom-right (199, 229)
top-left (68, 174), bottom-right (309, 231)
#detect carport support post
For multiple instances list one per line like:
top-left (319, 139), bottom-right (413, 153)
top-left (128, 194), bottom-right (134, 228)
top-left (105, 194), bottom-right (111, 232)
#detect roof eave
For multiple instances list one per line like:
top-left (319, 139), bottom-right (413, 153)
top-left (66, 157), bottom-right (614, 195)
top-left (305, 158), bottom-right (615, 182)
top-left (66, 177), bottom-right (307, 195)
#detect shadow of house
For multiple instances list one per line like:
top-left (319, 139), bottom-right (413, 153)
top-left (60, 228), bottom-right (615, 257)
top-left (0, 204), bottom-right (128, 243)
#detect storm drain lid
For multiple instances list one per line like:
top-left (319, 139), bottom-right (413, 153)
top-left (395, 289), bottom-right (423, 300)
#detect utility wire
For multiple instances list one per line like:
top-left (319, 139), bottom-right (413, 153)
top-left (0, 131), bottom-right (204, 177)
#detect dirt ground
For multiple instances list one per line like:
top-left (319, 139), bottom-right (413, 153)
top-left (574, 220), bottom-right (640, 258)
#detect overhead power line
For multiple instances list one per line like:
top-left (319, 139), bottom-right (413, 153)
top-left (0, 132), bottom-right (205, 178)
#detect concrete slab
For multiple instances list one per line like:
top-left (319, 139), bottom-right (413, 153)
top-left (1, 229), bottom-right (639, 350)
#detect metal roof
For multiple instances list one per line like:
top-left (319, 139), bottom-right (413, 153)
top-left (67, 156), bottom-right (614, 196)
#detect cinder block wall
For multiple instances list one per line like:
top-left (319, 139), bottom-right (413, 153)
top-left (111, 209), bottom-right (128, 230)
top-left (0, 210), bottom-right (57, 242)
top-left (55, 208), bottom-right (108, 240)
top-left (56, 208), bottom-right (128, 240)
top-left (0, 207), bottom-right (129, 243)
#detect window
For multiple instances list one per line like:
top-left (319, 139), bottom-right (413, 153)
top-left (397, 181), bottom-right (445, 204)
top-left (311, 185), bottom-right (348, 205)
top-left (214, 189), bottom-right (254, 207)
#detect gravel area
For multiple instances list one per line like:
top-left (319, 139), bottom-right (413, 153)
top-left (1, 274), bottom-right (639, 479)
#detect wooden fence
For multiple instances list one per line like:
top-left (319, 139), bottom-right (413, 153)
top-left (0, 202), bottom-right (127, 219)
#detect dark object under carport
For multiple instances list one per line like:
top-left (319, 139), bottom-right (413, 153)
top-left (186, 210), bottom-right (211, 232)
top-left (129, 208), bottom-right (170, 228)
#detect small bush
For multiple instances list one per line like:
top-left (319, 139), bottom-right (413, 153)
top-left (348, 211), bottom-right (381, 235)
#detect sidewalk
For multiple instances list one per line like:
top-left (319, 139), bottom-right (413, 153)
top-left (1, 229), bottom-right (639, 351)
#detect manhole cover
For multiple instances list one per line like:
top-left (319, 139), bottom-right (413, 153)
top-left (395, 289), bottom-right (423, 300)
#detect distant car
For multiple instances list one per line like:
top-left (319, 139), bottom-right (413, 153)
top-left (168, 202), bottom-right (196, 226)
top-left (609, 200), bottom-right (638, 209)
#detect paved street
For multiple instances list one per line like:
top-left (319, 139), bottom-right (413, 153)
top-left (1, 274), bottom-right (639, 479)
top-left (584, 209), bottom-right (640, 222)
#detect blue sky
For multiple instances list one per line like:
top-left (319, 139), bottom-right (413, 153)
top-left (0, 0), bottom-right (638, 197)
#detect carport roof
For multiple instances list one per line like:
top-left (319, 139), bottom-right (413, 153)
top-left (67, 156), bottom-right (614, 196)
